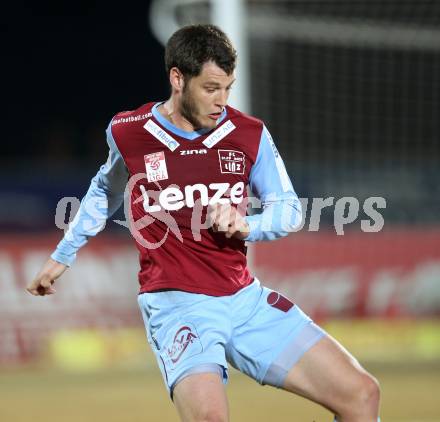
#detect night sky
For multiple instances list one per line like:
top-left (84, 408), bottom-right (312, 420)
top-left (3, 1), bottom-right (167, 161)
top-left (1, 2), bottom-right (438, 229)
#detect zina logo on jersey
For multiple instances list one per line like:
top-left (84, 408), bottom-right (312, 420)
top-left (180, 149), bottom-right (208, 156)
top-left (139, 181), bottom-right (245, 213)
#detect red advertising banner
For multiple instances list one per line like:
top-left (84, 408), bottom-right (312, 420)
top-left (1, 229), bottom-right (439, 363)
top-left (0, 234), bottom-right (140, 364)
top-left (253, 229), bottom-right (440, 318)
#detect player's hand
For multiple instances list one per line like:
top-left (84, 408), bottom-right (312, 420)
top-left (208, 203), bottom-right (250, 240)
top-left (26, 258), bottom-right (67, 296)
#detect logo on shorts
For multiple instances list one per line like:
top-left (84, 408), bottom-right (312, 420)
top-left (218, 150), bottom-right (245, 175)
top-left (167, 325), bottom-right (199, 364)
top-left (267, 291), bottom-right (294, 313)
top-left (144, 151), bottom-right (169, 182)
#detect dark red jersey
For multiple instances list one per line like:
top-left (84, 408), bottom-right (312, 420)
top-left (52, 101), bottom-right (300, 296)
top-left (110, 102), bottom-right (262, 295)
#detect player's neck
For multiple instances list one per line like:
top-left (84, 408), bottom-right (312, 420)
top-left (159, 99), bottom-right (196, 133)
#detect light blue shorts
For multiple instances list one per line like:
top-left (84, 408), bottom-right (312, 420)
top-left (137, 279), bottom-right (326, 396)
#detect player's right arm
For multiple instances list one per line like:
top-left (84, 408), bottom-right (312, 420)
top-left (26, 121), bottom-right (129, 296)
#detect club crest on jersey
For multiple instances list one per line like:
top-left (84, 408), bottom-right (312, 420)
top-left (144, 151), bottom-right (169, 182)
top-left (218, 150), bottom-right (246, 175)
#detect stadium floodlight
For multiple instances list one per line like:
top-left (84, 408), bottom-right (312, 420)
top-left (250, 13), bottom-right (440, 51)
top-left (149, 0), bottom-right (440, 226)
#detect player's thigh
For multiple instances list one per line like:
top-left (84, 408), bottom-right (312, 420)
top-left (173, 372), bottom-right (229, 422)
top-left (226, 282), bottom-right (325, 386)
top-left (138, 291), bottom-right (231, 395)
top-left (282, 334), bottom-right (380, 415)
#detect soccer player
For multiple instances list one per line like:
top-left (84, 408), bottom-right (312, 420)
top-left (27, 25), bottom-right (380, 422)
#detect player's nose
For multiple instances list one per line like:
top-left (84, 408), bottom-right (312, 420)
top-left (215, 89), bottom-right (229, 108)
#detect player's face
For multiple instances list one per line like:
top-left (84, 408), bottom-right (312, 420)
top-left (181, 61), bottom-right (235, 130)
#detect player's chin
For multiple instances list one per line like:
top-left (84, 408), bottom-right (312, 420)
top-left (204, 116), bottom-right (218, 129)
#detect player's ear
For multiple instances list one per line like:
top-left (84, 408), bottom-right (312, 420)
top-left (169, 67), bottom-right (184, 92)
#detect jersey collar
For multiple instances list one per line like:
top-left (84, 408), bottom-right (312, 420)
top-left (152, 102), bottom-right (227, 141)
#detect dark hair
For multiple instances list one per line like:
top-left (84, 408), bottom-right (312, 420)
top-left (165, 24), bottom-right (237, 80)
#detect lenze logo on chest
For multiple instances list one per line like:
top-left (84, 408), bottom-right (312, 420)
top-left (180, 149), bottom-right (207, 156)
top-left (139, 181), bottom-right (245, 212)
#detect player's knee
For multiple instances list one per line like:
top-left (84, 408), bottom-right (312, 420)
top-left (359, 374), bottom-right (380, 412)
top-left (334, 373), bottom-right (380, 420)
top-left (195, 406), bottom-right (228, 422)
top-left (341, 372), bottom-right (380, 418)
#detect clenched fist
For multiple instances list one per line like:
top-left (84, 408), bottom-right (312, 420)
top-left (26, 258), bottom-right (67, 296)
top-left (208, 203), bottom-right (250, 240)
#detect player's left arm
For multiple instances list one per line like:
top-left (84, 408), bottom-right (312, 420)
top-left (243, 124), bottom-right (302, 241)
top-left (208, 125), bottom-right (302, 241)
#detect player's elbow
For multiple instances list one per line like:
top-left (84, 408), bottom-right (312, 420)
top-left (280, 199), bottom-right (302, 235)
top-left (246, 198), bottom-right (302, 242)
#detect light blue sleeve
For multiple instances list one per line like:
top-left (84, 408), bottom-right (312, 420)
top-left (244, 125), bottom-right (302, 242)
top-left (51, 122), bottom-right (129, 266)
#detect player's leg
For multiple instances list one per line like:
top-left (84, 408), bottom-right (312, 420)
top-left (137, 291), bottom-right (232, 422)
top-left (173, 370), bottom-right (229, 422)
top-left (281, 332), bottom-right (380, 421)
top-left (226, 280), bottom-right (380, 422)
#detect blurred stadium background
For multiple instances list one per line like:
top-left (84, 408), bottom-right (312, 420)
top-left (1, 0), bottom-right (439, 420)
